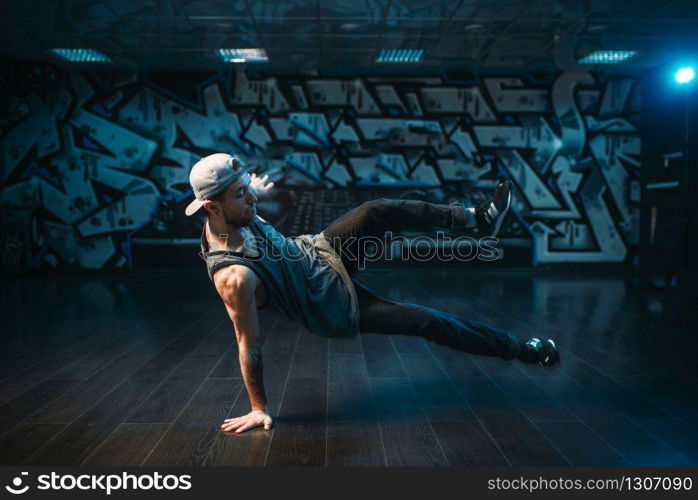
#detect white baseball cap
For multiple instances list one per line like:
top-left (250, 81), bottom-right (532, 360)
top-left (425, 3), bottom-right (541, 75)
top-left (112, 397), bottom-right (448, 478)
top-left (185, 153), bottom-right (249, 216)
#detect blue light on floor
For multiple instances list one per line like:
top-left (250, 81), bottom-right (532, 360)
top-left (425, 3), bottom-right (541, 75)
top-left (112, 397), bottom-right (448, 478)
top-left (50, 48), bottom-right (111, 63)
top-left (376, 49), bottom-right (424, 63)
top-left (674, 66), bottom-right (696, 84)
top-left (578, 50), bottom-right (637, 64)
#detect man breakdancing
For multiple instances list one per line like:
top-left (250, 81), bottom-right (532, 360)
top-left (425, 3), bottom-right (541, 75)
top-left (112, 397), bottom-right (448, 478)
top-left (186, 153), bottom-right (560, 434)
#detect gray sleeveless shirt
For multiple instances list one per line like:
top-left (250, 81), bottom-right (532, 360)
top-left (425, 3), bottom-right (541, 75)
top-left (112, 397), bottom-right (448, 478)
top-left (199, 216), bottom-right (359, 338)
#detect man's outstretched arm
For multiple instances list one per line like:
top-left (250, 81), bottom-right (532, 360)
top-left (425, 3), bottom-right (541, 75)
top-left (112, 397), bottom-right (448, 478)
top-left (214, 265), bottom-right (273, 434)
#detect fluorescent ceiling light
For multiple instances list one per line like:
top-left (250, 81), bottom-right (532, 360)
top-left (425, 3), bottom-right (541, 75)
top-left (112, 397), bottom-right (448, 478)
top-left (50, 48), bottom-right (111, 63)
top-left (218, 48), bottom-right (268, 63)
top-left (376, 49), bottom-right (424, 63)
top-left (578, 50), bottom-right (637, 64)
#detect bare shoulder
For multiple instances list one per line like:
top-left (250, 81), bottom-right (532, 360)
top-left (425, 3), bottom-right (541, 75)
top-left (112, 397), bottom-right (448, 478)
top-left (213, 265), bottom-right (258, 306)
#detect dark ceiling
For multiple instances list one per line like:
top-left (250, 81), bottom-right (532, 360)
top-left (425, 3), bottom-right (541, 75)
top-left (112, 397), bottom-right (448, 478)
top-left (1, 0), bottom-right (698, 74)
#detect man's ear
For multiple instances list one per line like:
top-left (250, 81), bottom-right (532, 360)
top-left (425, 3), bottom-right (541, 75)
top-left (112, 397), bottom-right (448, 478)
top-left (203, 200), bottom-right (218, 217)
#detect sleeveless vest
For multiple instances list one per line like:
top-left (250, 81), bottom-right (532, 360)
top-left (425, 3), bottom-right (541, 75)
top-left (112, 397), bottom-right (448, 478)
top-left (199, 216), bottom-right (359, 338)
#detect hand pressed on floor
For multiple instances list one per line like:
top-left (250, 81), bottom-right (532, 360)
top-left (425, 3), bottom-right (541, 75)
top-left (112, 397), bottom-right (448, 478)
top-left (220, 409), bottom-right (273, 434)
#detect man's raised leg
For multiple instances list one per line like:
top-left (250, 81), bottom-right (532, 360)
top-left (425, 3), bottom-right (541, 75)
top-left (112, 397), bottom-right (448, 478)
top-left (321, 182), bottom-right (512, 273)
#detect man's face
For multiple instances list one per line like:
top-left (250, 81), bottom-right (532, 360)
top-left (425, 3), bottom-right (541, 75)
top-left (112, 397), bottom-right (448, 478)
top-left (206, 175), bottom-right (258, 227)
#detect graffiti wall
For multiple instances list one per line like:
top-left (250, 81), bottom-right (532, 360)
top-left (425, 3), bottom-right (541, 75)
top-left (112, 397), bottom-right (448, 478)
top-left (0, 65), bottom-right (640, 268)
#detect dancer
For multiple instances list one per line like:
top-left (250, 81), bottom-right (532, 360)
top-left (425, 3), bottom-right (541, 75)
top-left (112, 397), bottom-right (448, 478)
top-left (185, 153), bottom-right (559, 434)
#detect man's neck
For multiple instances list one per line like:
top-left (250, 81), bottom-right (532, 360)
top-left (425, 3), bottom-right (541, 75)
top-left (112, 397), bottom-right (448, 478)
top-left (206, 218), bottom-right (248, 252)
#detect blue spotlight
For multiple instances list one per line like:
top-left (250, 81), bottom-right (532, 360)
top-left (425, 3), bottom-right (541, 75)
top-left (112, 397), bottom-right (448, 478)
top-left (674, 66), bottom-right (695, 84)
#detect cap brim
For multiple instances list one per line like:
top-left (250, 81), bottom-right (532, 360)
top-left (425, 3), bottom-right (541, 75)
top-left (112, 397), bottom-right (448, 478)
top-left (185, 198), bottom-right (205, 216)
top-left (185, 168), bottom-right (251, 216)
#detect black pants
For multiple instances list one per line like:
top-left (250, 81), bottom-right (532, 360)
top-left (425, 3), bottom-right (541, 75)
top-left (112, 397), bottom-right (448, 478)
top-left (322, 198), bottom-right (521, 360)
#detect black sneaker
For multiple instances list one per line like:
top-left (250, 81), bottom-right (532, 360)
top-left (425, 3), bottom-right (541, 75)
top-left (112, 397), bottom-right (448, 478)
top-left (473, 180), bottom-right (512, 237)
top-left (517, 337), bottom-right (560, 367)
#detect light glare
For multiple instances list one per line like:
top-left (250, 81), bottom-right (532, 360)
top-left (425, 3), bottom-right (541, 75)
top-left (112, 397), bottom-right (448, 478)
top-left (675, 67), bottom-right (696, 84)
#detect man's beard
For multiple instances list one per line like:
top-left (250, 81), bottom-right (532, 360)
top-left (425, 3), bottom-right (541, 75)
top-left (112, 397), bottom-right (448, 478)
top-left (223, 208), bottom-right (255, 227)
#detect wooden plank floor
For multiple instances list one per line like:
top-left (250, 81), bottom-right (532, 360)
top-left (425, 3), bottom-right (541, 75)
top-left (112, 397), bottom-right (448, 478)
top-left (1, 268), bottom-right (696, 466)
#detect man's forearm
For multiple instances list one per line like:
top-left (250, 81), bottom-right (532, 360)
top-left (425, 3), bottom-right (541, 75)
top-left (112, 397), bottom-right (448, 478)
top-left (239, 346), bottom-right (268, 411)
